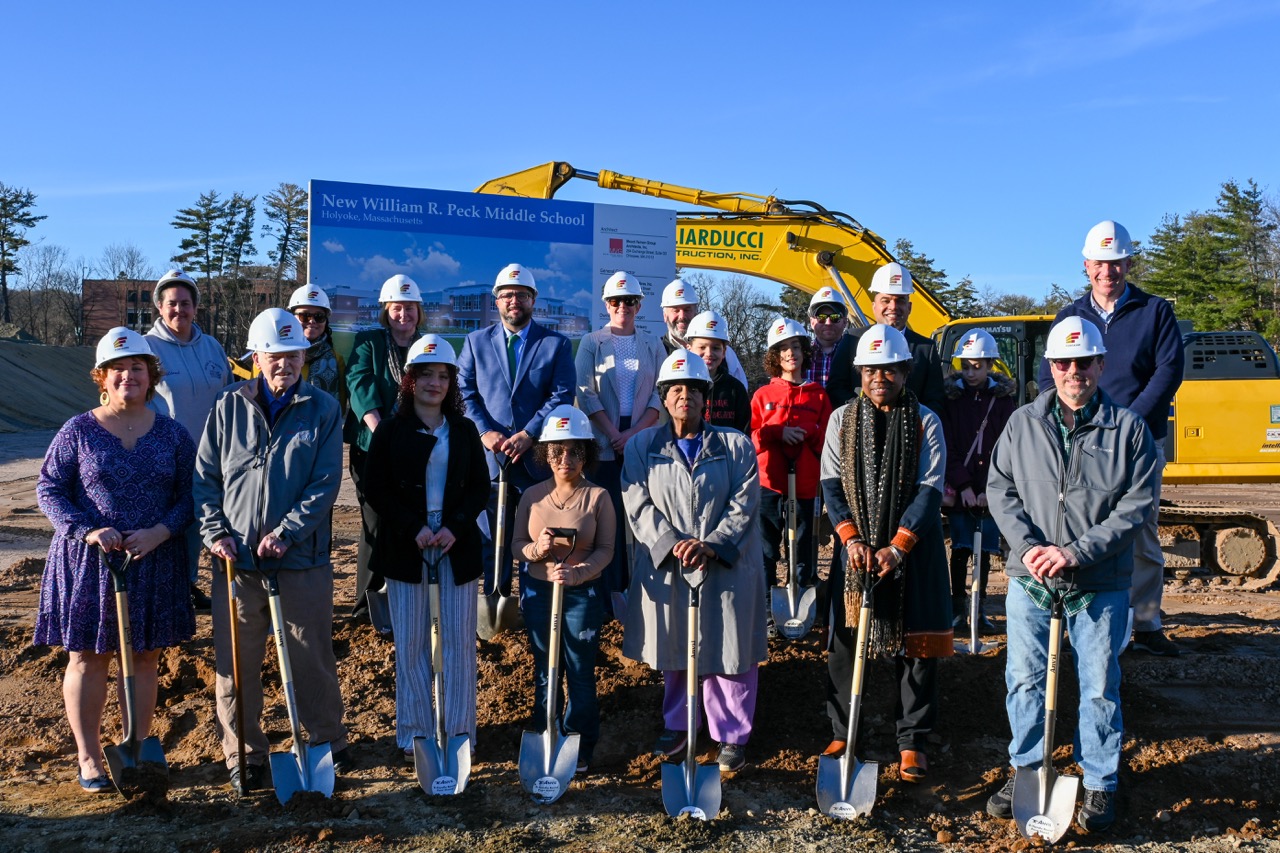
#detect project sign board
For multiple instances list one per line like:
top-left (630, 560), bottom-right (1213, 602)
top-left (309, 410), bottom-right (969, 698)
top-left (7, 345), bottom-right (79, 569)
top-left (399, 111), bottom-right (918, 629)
top-left (307, 179), bottom-right (676, 343)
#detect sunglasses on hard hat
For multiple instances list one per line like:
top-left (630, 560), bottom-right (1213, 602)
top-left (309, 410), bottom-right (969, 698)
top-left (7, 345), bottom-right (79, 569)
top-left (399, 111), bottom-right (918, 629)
top-left (1050, 356), bottom-right (1098, 371)
top-left (606, 297), bottom-right (640, 308)
top-left (812, 312), bottom-right (846, 323)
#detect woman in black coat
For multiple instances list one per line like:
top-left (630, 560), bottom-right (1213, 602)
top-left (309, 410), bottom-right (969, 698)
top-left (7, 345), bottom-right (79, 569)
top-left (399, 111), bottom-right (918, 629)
top-left (364, 334), bottom-right (487, 759)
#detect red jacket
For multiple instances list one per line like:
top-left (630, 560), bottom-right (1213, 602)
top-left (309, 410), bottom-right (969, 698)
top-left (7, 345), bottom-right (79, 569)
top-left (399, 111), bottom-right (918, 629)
top-left (750, 377), bottom-right (831, 498)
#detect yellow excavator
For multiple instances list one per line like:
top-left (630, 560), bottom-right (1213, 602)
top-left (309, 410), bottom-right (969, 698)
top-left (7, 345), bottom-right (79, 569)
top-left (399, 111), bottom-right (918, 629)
top-left (476, 162), bottom-right (1280, 584)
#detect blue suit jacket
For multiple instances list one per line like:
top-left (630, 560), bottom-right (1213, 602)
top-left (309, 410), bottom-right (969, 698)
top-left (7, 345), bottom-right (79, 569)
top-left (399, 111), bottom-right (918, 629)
top-left (457, 320), bottom-right (577, 483)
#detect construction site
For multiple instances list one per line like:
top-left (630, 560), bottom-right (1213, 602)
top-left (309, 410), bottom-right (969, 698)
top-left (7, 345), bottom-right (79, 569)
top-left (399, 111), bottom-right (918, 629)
top-left (0, 330), bottom-right (1277, 852)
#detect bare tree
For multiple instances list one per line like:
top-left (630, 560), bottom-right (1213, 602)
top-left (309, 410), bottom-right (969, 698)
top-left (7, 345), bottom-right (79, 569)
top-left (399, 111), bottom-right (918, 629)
top-left (687, 271), bottom-right (776, 389)
top-left (12, 243), bottom-right (82, 344)
top-left (95, 242), bottom-right (156, 281)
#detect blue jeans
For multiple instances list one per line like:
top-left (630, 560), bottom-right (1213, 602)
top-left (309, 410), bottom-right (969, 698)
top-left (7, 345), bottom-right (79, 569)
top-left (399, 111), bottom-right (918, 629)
top-left (521, 574), bottom-right (604, 762)
top-left (1005, 581), bottom-right (1128, 792)
top-left (947, 511), bottom-right (1000, 555)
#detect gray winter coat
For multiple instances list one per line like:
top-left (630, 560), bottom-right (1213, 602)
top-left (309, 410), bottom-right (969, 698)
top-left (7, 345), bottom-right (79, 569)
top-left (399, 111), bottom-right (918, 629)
top-left (621, 423), bottom-right (765, 674)
top-left (146, 319), bottom-right (231, 444)
top-left (988, 389), bottom-right (1159, 592)
top-left (194, 379), bottom-right (343, 572)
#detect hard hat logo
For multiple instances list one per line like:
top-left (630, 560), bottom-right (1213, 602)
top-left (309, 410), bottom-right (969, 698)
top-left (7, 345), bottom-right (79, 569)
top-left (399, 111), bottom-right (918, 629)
top-left (509, 270), bottom-right (520, 279)
top-left (279, 324), bottom-right (294, 338)
top-left (1065, 331), bottom-right (1081, 345)
top-left (869, 338), bottom-right (884, 352)
top-left (1099, 237), bottom-right (1114, 249)
top-left (400, 283), bottom-right (411, 293)
top-left (555, 418), bottom-right (570, 429)
top-left (890, 274), bottom-right (902, 285)
top-left (424, 343), bottom-right (437, 353)
top-left (308, 291), bottom-right (319, 299)
top-left (705, 320), bottom-right (718, 330)
top-left (672, 358), bottom-right (686, 371)
top-left (675, 288), bottom-right (684, 297)
top-left (774, 323), bottom-right (786, 335)
top-left (114, 336), bottom-right (127, 350)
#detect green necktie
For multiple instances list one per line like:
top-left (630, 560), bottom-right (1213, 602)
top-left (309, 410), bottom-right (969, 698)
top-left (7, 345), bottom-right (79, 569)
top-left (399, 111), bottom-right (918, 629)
top-left (507, 332), bottom-right (518, 381)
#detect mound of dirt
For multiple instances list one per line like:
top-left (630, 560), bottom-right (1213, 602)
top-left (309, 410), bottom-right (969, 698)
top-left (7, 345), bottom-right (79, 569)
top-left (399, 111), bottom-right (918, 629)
top-left (0, 341), bottom-right (96, 433)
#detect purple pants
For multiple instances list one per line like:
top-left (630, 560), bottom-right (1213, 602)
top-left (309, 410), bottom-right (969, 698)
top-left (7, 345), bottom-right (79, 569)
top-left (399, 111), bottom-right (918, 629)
top-left (661, 665), bottom-right (759, 746)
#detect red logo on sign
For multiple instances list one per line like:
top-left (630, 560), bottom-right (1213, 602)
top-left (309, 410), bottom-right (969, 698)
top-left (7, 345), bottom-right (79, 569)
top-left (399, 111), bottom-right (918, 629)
top-left (609, 238), bottom-right (623, 254)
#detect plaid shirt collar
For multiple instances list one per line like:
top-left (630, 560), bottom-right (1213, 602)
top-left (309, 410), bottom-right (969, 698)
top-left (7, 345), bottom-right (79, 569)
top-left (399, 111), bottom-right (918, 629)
top-left (1051, 391), bottom-right (1101, 459)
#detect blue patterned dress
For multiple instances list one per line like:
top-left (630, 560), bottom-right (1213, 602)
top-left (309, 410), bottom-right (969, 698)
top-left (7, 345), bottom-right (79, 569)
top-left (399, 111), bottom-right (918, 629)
top-left (35, 412), bottom-right (197, 653)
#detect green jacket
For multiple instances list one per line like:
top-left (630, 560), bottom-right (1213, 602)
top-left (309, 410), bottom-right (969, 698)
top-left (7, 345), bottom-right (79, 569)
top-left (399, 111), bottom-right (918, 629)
top-left (343, 328), bottom-right (420, 452)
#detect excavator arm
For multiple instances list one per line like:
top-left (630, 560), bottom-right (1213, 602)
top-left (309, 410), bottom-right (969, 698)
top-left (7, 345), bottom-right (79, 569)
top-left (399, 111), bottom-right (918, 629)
top-left (475, 162), bottom-right (954, 335)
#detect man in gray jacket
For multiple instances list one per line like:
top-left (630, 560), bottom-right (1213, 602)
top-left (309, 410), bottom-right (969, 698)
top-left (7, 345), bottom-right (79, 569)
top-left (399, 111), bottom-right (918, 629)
top-left (195, 308), bottom-right (347, 795)
top-left (985, 317), bottom-right (1159, 834)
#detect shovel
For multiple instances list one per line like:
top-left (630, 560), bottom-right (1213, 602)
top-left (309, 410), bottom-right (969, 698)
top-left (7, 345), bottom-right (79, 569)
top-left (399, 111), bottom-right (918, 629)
top-left (956, 511), bottom-right (987, 656)
top-left (816, 563), bottom-right (878, 818)
top-left (609, 519), bottom-right (633, 626)
top-left (1012, 584), bottom-right (1080, 842)
top-left (661, 569), bottom-right (721, 820)
top-left (478, 458), bottom-right (523, 640)
top-left (414, 546), bottom-right (472, 795)
top-left (519, 528), bottom-right (581, 803)
top-left (224, 557), bottom-right (247, 794)
top-left (265, 566), bottom-right (335, 804)
top-left (771, 461), bottom-right (817, 640)
top-left (102, 549), bottom-right (168, 797)
top-left (365, 581), bottom-right (393, 636)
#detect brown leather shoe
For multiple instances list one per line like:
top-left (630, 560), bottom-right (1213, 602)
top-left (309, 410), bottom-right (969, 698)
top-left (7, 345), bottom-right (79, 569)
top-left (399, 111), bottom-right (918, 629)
top-left (822, 739), bottom-right (847, 758)
top-left (899, 749), bottom-right (927, 783)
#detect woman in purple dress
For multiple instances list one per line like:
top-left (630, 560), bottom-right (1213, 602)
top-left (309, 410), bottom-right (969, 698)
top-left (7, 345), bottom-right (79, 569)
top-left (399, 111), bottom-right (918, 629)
top-left (35, 328), bottom-right (197, 792)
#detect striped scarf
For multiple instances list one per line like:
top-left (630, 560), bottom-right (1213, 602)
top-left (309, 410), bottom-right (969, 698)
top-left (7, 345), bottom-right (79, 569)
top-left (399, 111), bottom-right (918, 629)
top-left (839, 390), bottom-right (921, 656)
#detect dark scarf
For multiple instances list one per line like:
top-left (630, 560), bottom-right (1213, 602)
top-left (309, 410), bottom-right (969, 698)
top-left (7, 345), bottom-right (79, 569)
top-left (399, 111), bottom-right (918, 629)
top-left (383, 327), bottom-right (417, 415)
top-left (839, 389), bottom-right (921, 655)
top-left (305, 331), bottom-right (339, 396)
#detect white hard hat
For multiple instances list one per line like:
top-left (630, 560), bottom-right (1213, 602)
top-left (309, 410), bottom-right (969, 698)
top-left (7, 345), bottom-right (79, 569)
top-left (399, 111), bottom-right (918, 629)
top-left (686, 310), bottom-right (729, 342)
top-left (288, 284), bottom-right (331, 312)
top-left (952, 329), bottom-right (1001, 360)
top-left (95, 327), bottom-right (156, 369)
top-left (538, 404), bottom-right (594, 442)
top-left (246, 307), bottom-right (311, 353)
top-left (405, 334), bottom-right (456, 369)
top-left (379, 274), bottom-right (422, 304)
top-left (869, 262), bottom-right (914, 295)
top-left (153, 269), bottom-right (199, 306)
top-left (854, 323), bottom-right (913, 366)
top-left (1081, 220), bottom-right (1133, 261)
top-left (660, 278), bottom-right (699, 308)
top-left (658, 348), bottom-right (712, 386)
top-left (1043, 316), bottom-right (1107, 359)
top-left (767, 317), bottom-right (809, 349)
top-left (492, 263), bottom-right (538, 297)
top-left (808, 286), bottom-right (845, 314)
top-left (602, 271), bottom-right (644, 300)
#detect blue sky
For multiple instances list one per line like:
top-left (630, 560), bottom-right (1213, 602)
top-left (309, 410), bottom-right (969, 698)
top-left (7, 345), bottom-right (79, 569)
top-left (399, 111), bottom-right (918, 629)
top-left (6, 1), bottom-right (1280, 305)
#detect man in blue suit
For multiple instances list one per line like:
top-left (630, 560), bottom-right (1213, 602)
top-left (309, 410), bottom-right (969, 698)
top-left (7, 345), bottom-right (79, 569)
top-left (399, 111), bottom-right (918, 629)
top-left (458, 262), bottom-right (577, 598)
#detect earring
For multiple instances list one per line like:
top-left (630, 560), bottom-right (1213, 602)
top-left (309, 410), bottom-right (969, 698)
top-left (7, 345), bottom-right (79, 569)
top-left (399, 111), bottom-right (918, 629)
top-left (100, 392), bottom-right (109, 406)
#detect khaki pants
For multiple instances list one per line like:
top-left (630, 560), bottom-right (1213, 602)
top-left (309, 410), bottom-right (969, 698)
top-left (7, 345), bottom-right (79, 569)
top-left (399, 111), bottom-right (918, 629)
top-left (212, 563), bottom-right (347, 768)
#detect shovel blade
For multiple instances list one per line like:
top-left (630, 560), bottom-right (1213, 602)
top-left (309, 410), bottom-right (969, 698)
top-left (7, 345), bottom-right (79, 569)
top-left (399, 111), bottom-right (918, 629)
top-left (103, 742), bottom-right (135, 796)
top-left (1013, 766), bottom-right (1080, 842)
top-left (476, 591), bottom-right (524, 641)
top-left (774, 585), bottom-right (817, 640)
top-left (269, 741), bottom-right (333, 805)
top-left (365, 585), bottom-right (393, 635)
top-left (816, 753), bottom-right (878, 818)
top-left (413, 735), bottom-right (471, 795)
top-left (518, 729), bottom-right (580, 803)
top-left (661, 760), bottom-right (721, 820)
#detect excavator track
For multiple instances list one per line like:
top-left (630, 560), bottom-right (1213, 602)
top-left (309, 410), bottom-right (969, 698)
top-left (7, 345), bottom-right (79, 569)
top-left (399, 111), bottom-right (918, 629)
top-left (1159, 502), bottom-right (1279, 590)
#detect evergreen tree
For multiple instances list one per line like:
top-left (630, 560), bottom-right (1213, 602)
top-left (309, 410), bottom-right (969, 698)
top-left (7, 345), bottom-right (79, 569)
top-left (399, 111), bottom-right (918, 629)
top-left (0, 183), bottom-right (48, 324)
top-left (262, 183), bottom-right (309, 305)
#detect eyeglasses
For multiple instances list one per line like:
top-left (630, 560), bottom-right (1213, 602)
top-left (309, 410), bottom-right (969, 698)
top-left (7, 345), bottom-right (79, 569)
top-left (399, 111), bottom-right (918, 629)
top-left (293, 311), bottom-right (327, 323)
top-left (606, 297), bottom-right (640, 308)
top-left (812, 312), bottom-right (846, 323)
top-left (1050, 356), bottom-right (1099, 371)
top-left (546, 444), bottom-right (585, 463)
top-left (496, 291), bottom-right (532, 303)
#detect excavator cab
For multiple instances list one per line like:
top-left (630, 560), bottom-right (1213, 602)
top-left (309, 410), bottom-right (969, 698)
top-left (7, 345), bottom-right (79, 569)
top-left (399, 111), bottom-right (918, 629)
top-left (934, 317), bottom-right (1053, 406)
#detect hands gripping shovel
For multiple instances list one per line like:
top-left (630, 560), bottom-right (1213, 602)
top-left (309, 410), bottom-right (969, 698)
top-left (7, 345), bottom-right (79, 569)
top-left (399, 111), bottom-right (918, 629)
top-left (1012, 583), bottom-right (1080, 842)
top-left (414, 546), bottom-right (472, 795)
top-left (519, 528), bottom-right (580, 804)
top-left (815, 562), bottom-right (878, 818)
top-left (101, 549), bottom-right (168, 797)
top-left (770, 459), bottom-right (816, 639)
top-left (265, 565), bottom-right (335, 804)
top-left (661, 569), bottom-right (721, 820)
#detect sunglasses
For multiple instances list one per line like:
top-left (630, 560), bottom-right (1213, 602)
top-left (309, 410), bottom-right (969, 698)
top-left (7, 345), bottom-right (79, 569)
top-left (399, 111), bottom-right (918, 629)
top-left (293, 311), bottom-right (327, 323)
top-left (812, 312), bottom-right (846, 323)
top-left (1050, 356), bottom-right (1099, 371)
top-left (606, 297), bottom-right (640, 307)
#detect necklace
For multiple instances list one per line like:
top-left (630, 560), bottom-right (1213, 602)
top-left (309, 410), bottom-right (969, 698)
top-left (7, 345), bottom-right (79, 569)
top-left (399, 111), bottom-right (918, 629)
top-left (105, 406), bottom-right (136, 431)
top-left (550, 478), bottom-right (583, 509)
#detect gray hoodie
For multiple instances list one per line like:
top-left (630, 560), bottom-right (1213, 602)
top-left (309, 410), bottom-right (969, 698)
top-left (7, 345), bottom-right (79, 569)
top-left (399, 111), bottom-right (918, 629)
top-left (146, 319), bottom-right (231, 444)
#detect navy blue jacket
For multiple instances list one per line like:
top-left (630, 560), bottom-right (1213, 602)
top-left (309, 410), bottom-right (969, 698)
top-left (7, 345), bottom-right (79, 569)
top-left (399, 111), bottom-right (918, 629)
top-left (1037, 284), bottom-right (1183, 440)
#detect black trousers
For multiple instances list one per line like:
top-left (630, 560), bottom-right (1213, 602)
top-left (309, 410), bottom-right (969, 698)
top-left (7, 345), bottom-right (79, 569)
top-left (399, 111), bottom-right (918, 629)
top-left (349, 445), bottom-right (379, 615)
top-left (826, 542), bottom-right (938, 752)
top-left (760, 487), bottom-right (817, 590)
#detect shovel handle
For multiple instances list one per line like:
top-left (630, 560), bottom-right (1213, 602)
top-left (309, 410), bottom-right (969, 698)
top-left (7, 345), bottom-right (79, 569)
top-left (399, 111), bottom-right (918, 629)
top-left (491, 473), bottom-right (509, 593)
top-left (224, 557), bottom-right (246, 785)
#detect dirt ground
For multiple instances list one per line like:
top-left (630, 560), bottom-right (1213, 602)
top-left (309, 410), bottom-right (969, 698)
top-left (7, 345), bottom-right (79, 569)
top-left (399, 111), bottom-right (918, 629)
top-left (0, 434), bottom-right (1278, 852)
